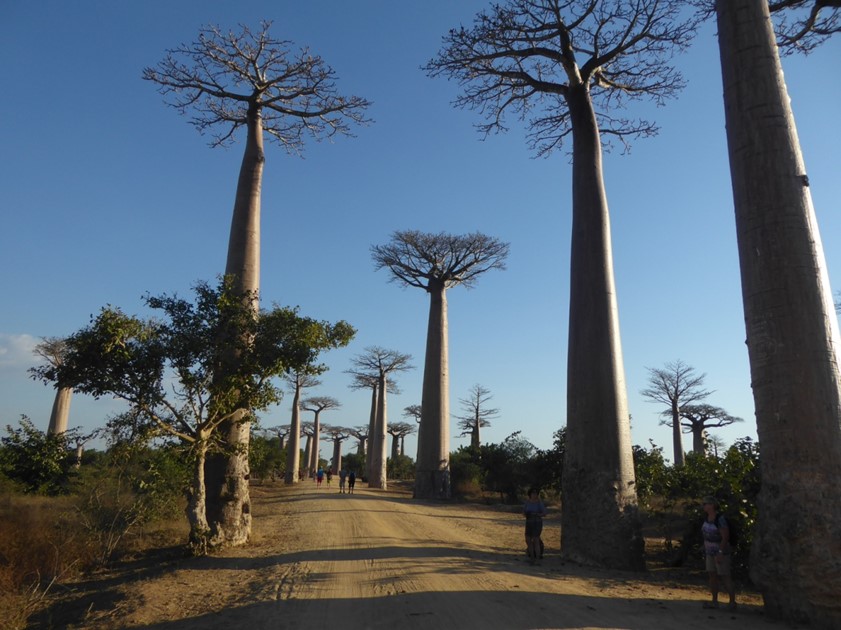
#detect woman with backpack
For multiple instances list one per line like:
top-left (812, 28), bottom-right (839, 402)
top-left (701, 496), bottom-right (737, 611)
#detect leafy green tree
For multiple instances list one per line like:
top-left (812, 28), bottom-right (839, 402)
top-left (144, 21), bottom-right (370, 547)
top-left (31, 278), bottom-right (354, 550)
top-left (0, 416), bottom-right (76, 495)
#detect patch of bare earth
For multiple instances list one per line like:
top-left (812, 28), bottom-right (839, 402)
top-left (42, 482), bottom-right (797, 629)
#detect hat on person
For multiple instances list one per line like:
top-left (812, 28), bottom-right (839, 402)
top-left (702, 496), bottom-right (717, 506)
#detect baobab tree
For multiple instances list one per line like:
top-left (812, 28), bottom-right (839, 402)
top-left (349, 426), bottom-right (369, 457)
top-left (679, 404), bottom-right (743, 455)
top-left (346, 369), bottom-right (399, 480)
top-left (425, 0), bottom-right (697, 569)
top-left (284, 373), bottom-right (320, 484)
top-left (455, 384), bottom-right (499, 450)
top-left (302, 396), bottom-right (341, 476)
top-left (640, 360), bottom-right (712, 466)
top-left (403, 404), bottom-right (422, 425)
top-left (33, 338), bottom-right (72, 435)
top-left (300, 421), bottom-right (315, 478)
top-left (348, 347), bottom-right (413, 489)
top-left (387, 422), bottom-right (417, 460)
top-left (266, 424), bottom-right (289, 453)
top-left (714, 0), bottom-right (841, 624)
top-left (322, 425), bottom-right (351, 473)
top-left (144, 21), bottom-right (370, 546)
top-left (372, 230), bottom-right (509, 500)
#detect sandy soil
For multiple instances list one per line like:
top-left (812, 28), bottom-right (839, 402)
top-left (44, 481), bottom-right (799, 630)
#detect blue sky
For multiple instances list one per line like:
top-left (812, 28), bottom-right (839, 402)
top-left (1, 2), bottom-right (839, 464)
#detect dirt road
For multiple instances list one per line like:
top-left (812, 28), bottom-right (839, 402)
top-left (70, 482), bottom-right (794, 630)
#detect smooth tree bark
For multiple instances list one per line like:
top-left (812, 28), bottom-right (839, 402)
top-left (425, 0), bottom-right (696, 569)
top-left (715, 1), bottom-right (841, 624)
top-left (372, 231), bottom-right (508, 499)
top-left (144, 22), bottom-right (369, 546)
top-left (679, 404), bottom-right (743, 455)
top-left (285, 373), bottom-right (320, 483)
top-left (640, 360), bottom-right (712, 466)
top-left (348, 348), bottom-right (413, 489)
top-left (347, 371), bottom-right (398, 480)
top-left (455, 384), bottom-right (499, 450)
top-left (302, 396), bottom-right (341, 476)
top-left (323, 426), bottom-right (350, 473)
top-left (34, 338), bottom-right (73, 435)
top-left (387, 422), bottom-right (417, 460)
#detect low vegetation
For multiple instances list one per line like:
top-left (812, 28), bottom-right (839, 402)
top-left (1, 418), bottom-right (760, 627)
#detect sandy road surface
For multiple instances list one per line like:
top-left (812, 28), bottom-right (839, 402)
top-left (69, 482), bottom-right (794, 630)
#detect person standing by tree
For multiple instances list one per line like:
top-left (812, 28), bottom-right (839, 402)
top-left (524, 488), bottom-right (547, 565)
top-left (701, 496), bottom-right (736, 611)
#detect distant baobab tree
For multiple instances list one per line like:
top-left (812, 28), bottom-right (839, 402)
top-left (347, 369), bottom-right (399, 480)
top-left (284, 373), bottom-right (320, 484)
top-left (33, 337), bottom-right (72, 435)
top-left (455, 384), bottom-right (499, 450)
top-left (387, 422), bottom-right (417, 460)
top-left (302, 396), bottom-right (341, 476)
top-left (372, 230), bottom-right (509, 500)
top-left (348, 347), bottom-right (413, 489)
top-left (640, 360), bottom-right (712, 466)
top-left (144, 21), bottom-right (370, 546)
top-left (679, 404), bottom-right (742, 455)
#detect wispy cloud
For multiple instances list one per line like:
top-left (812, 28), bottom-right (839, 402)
top-left (0, 333), bottom-right (41, 371)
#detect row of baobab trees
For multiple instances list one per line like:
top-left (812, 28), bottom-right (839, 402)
top-left (29, 1), bottom-right (841, 627)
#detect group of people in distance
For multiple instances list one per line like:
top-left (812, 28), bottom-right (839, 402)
top-left (314, 466), bottom-right (356, 494)
top-left (523, 490), bottom-right (737, 611)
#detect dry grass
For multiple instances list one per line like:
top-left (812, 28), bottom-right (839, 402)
top-left (0, 491), bottom-right (187, 629)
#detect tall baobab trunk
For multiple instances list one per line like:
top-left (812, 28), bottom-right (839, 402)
top-left (204, 103), bottom-right (264, 546)
top-left (303, 435), bottom-right (312, 477)
top-left (331, 439), bottom-right (343, 474)
top-left (391, 433), bottom-right (400, 461)
top-left (400, 435), bottom-right (406, 457)
top-left (471, 419), bottom-right (480, 450)
top-left (366, 384), bottom-right (378, 481)
top-left (47, 386), bottom-right (72, 435)
top-left (716, 2), bottom-right (841, 624)
top-left (308, 408), bottom-right (327, 475)
top-left (414, 280), bottom-right (450, 499)
top-left (692, 427), bottom-right (706, 456)
top-left (285, 384), bottom-right (302, 484)
top-left (669, 400), bottom-right (685, 466)
top-left (358, 436), bottom-right (366, 457)
top-left (561, 84), bottom-right (643, 571)
top-left (369, 373), bottom-right (389, 489)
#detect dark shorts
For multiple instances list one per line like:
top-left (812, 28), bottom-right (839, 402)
top-left (525, 518), bottom-right (543, 538)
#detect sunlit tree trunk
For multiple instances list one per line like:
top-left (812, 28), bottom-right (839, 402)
top-left (47, 386), bottom-right (72, 435)
top-left (561, 84), bottom-right (644, 571)
top-left (369, 373), bottom-right (389, 489)
top-left (285, 382), bottom-right (302, 484)
top-left (303, 435), bottom-right (312, 478)
top-left (670, 400), bottom-right (685, 466)
top-left (331, 439), bottom-right (343, 474)
top-left (414, 281), bottom-right (450, 499)
top-left (716, 1), bottom-right (841, 624)
top-left (187, 441), bottom-right (211, 551)
top-left (391, 433), bottom-right (400, 461)
top-left (366, 384), bottom-right (378, 481)
top-left (204, 103), bottom-right (264, 546)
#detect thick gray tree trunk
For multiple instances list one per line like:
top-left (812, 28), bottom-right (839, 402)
top-left (308, 411), bottom-right (323, 475)
top-left (47, 386), bottom-right (72, 435)
top-left (204, 104), bottom-right (264, 546)
top-left (670, 401), bottom-right (685, 466)
top-left (303, 435), bottom-right (312, 478)
top-left (285, 385), bottom-right (302, 484)
top-left (366, 385), bottom-right (378, 481)
top-left (391, 433), bottom-right (400, 461)
top-left (561, 84), bottom-right (644, 571)
top-left (357, 437), bottom-right (366, 457)
top-left (692, 427), bottom-right (706, 455)
top-left (331, 440), bottom-right (343, 474)
top-left (414, 281), bottom-right (451, 499)
top-left (716, 2), bottom-right (841, 625)
top-left (369, 374), bottom-right (389, 489)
